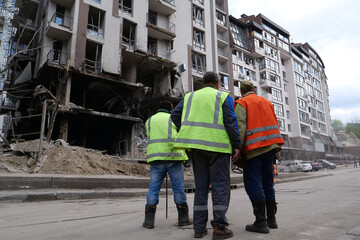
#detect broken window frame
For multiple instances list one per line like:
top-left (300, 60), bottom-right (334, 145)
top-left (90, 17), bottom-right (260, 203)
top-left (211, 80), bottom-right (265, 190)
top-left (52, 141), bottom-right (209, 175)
top-left (193, 5), bottom-right (204, 27)
top-left (51, 40), bottom-right (63, 64)
top-left (193, 28), bottom-right (205, 51)
top-left (87, 6), bottom-right (105, 39)
top-left (122, 20), bottom-right (136, 50)
top-left (119, 0), bottom-right (132, 16)
top-left (148, 10), bottom-right (157, 25)
top-left (84, 41), bottom-right (102, 73)
top-left (191, 51), bottom-right (206, 74)
top-left (219, 74), bottom-right (229, 90)
top-left (216, 10), bottom-right (226, 27)
top-left (55, 5), bottom-right (65, 25)
top-left (147, 37), bottom-right (157, 55)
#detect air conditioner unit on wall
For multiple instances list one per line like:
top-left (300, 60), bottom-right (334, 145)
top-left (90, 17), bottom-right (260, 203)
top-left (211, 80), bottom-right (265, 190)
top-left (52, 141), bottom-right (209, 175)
top-left (178, 63), bottom-right (186, 72)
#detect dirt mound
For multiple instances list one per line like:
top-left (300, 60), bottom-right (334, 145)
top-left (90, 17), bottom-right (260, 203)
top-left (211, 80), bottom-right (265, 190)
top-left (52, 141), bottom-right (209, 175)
top-left (0, 140), bottom-right (150, 177)
top-left (39, 145), bottom-right (150, 176)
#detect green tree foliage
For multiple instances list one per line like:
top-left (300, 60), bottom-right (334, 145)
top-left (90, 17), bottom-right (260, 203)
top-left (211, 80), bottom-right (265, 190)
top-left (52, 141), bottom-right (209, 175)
top-left (345, 122), bottom-right (360, 139)
top-left (331, 119), bottom-right (344, 131)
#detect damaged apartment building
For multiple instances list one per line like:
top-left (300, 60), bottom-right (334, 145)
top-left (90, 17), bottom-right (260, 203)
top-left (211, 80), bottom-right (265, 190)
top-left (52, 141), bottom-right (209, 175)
top-left (0, 0), bottom-right (233, 160)
top-left (0, 0), bottom-right (341, 161)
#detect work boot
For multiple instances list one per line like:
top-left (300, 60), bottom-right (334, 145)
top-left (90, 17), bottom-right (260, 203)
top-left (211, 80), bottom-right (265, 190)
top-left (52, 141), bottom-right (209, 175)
top-left (143, 205), bottom-right (156, 229)
top-left (212, 224), bottom-right (233, 240)
top-left (266, 200), bottom-right (278, 229)
top-left (194, 229), bottom-right (208, 238)
top-left (245, 201), bottom-right (269, 234)
top-left (176, 203), bottom-right (192, 226)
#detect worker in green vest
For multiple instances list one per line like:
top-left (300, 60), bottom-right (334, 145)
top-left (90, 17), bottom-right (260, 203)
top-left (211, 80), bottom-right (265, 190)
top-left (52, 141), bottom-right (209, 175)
top-left (143, 100), bottom-right (191, 229)
top-left (171, 72), bottom-right (241, 239)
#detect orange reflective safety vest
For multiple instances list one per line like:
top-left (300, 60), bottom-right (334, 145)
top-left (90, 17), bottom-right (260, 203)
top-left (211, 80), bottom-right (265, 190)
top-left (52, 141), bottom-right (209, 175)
top-left (235, 93), bottom-right (284, 154)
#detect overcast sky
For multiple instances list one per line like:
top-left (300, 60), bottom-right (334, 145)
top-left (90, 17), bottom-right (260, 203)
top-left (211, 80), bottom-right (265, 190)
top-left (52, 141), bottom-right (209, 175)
top-left (228, 0), bottom-right (360, 124)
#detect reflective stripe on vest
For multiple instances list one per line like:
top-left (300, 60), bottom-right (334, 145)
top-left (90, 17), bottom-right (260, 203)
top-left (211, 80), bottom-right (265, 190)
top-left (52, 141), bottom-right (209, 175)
top-left (146, 113), bottom-right (187, 162)
top-left (245, 125), bottom-right (282, 147)
top-left (181, 91), bottom-right (225, 130)
top-left (235, 94), bottom-right (284, 153)
top-left (175, 87), bottom-right (232, 153)
top-left (147, 116), bottom-right (174, 144)
top-left (175, 138), bottom-right (229, 149)
top-left (147, 152), bottom-right (182, 158)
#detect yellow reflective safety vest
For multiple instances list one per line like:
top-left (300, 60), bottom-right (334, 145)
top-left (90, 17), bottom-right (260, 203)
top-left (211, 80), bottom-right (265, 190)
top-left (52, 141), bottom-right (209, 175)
top-left (174, 87), bottom-right (232, 154)
top-left (145, 111), bottom-right (188, 163)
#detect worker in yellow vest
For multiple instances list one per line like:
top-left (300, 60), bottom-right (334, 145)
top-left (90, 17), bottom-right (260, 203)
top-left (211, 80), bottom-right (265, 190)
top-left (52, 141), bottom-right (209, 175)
top-left (233, 80), bottom-right (284, 234)
top-left (171, 72), bottom-right (240, 239)
top-left (143, 101), bottom-right (191, 229)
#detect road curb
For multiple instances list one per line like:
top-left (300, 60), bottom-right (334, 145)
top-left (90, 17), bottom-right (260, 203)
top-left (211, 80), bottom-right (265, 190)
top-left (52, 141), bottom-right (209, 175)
top-left (0, 173), bottom-right (332, 203)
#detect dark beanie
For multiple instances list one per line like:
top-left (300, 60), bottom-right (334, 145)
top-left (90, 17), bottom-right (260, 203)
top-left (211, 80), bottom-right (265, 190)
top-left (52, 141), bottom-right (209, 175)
top-left (159, 100), bottom-right (173, 111)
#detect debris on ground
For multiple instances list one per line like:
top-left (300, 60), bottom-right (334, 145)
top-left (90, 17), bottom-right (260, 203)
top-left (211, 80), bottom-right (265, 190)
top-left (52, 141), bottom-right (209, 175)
top-left (0, 139), bottom-right (150, 177)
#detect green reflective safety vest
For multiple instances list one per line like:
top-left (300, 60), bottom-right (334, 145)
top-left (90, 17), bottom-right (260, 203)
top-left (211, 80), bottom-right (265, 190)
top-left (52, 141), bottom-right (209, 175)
top-left (174, 87), bottom-right (232, 154)
top-left (145, 112), bottom-right (188, 163)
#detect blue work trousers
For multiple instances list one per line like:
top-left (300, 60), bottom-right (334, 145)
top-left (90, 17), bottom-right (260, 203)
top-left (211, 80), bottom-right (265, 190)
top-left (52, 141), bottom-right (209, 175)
top-left (190, 149), bottom-right (231, 232)
top-left (243, 150), bottom-right (275, 202)
top-left (146, 161), bottom-right (187, 206)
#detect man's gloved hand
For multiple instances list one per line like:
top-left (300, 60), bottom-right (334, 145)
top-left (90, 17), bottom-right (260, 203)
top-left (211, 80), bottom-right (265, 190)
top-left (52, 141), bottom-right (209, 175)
top-left (232, 148), bottom-right (240, 163)
top-left (233, 154), bottom-right (249, 169)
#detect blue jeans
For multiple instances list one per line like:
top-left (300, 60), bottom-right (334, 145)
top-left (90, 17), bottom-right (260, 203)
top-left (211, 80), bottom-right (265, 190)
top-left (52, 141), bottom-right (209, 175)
top-left (146, 161), bottom-right (187, 206)
top-left (243, 150), bottom-right (275, 202)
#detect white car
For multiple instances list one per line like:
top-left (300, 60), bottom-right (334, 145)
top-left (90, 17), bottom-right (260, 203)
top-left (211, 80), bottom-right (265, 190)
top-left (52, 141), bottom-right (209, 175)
top-left (285, 161), bottom-right (312, 172)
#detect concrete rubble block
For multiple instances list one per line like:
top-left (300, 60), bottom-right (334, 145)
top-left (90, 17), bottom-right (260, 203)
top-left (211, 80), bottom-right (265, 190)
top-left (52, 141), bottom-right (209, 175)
top-left (27, 157), bottom-right (37, 167)
top-left (12, 139), bottom-right (48, 153)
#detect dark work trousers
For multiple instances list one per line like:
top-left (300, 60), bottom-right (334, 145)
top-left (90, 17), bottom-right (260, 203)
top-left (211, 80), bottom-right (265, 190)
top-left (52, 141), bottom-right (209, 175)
top-left (189, 149), bottom-right (231, 232)
top-left (243, 149), bottom-right (275, 202)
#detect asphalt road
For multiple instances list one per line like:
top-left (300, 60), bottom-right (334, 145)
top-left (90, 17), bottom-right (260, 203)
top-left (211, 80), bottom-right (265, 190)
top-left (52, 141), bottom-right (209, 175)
top-left (0, 167), bottom-right (359, 240)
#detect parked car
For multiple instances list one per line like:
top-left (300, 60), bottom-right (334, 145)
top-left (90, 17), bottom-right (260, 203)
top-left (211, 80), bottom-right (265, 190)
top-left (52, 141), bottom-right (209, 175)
top-left (314, 159), bottom-right (336, 169)
top-left (310, 161), bottom-right (323, 171)
top-left (285, 161), bottom-right (312, 172)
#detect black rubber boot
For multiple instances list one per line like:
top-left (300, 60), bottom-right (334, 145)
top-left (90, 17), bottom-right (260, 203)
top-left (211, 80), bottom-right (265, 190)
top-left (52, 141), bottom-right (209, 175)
top-left (266, 200), bottom-right (278, 229)
top-left (245, 201), bottom-right (269, 234)
top-left (143, 205), bottom-right (156, 229)
top-left (176, 203), bottom-right (192, 226)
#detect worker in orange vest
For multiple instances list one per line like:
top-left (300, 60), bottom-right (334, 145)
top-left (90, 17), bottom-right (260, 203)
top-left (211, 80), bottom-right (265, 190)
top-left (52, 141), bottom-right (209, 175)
top-left (232, 80), bottom-right (284, 234)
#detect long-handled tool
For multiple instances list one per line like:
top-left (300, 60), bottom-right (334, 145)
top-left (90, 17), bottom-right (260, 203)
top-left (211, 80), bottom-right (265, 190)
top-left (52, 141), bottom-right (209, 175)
top-left (166, 173), bottom-right (168, 219)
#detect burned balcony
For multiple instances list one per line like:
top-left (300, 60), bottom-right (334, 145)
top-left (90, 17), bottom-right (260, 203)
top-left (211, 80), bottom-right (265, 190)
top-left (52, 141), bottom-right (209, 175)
top-left (149, 0), bottom-right (176, 15)
top-left (84, 59), bottom-right (101, 73)
top-left (0, 96), bottom-right (20, 111)
top-left (46, 12), bottom-right (73, 40)
top-left (47, 49), bottom-right (69, 66)
top-left (146, 11), bottom-right (176, 40)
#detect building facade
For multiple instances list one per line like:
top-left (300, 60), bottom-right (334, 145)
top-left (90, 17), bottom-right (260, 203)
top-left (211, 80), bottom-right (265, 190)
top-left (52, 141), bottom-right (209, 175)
top-left (0, 0), bottom-right (341, 161)
top-left (229, 14), bottom-right (342, 161)
top-left (0, 0), bottom-right (232, 159)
